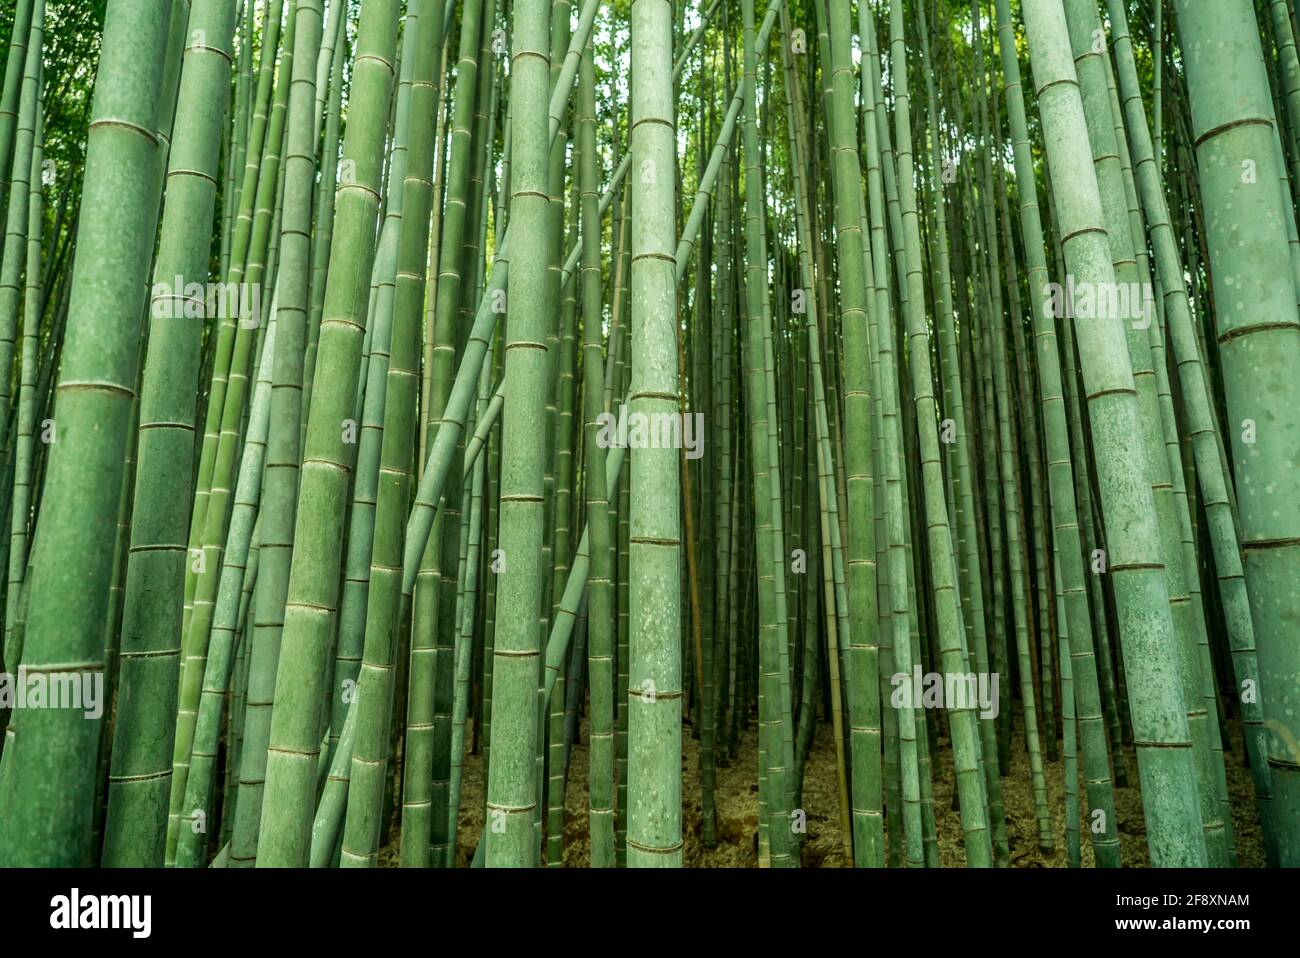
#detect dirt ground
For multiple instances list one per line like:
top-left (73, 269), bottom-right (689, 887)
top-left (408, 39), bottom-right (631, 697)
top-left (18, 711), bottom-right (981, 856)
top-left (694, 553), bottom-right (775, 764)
top-left (380, 704), bottom-right (1266, 868)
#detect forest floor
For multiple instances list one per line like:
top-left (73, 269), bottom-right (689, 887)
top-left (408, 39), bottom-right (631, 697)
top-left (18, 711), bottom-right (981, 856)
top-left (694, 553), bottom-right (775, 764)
top-left (380, 704), bottom-right (1265, 867)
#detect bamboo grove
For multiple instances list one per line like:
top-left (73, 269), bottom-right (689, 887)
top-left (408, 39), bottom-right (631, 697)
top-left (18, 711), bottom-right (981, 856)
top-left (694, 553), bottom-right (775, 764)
top-left (0, 0), bottom-right (1294, 870)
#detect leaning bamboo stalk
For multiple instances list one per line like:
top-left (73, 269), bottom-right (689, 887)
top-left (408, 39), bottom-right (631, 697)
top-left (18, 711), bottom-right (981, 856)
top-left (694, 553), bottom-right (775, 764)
top-left (1108, 0), bottom-right (1275, 860)
top-left (184, 0), bottom-right (284, 646)
top-left (254, 0), bottom-right (400, 868)
top-left (174, 301), bottom-right (279, 868)
top-left (1060, 0), bottom-right (1224, 865)
top-left (1020, 0), bottom-right (1207, 866)
top-left (990, 0), bottom-right (1118, 866)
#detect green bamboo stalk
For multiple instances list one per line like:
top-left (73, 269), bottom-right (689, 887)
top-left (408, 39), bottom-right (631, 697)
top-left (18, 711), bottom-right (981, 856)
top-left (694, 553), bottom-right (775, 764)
top-left (342, 0), bottom-right (445, 868)
top-left (175, 301), bottom-right (278, 868)
top-left (888, 0), bottom-right (992, 867)
top-left (0, 0), bottom-right (34, 235)
top-left (739, 0), bottom-right (796, 869)
top-left (1060, 0), bottom-right (1223, 865)
top-left (780, 9), bottom-right (851, 860)
top-left (267, 0), bottom-right (328, 682)
top-left (858, 4), bottom-right (920, 867)
top-left (104, 0), bottom-right (237, 868)
top-left (401, 0), bottom-right (478, 869)
top-left (1019, 0), bottom-right (1207, 867)
top-left (253, 0), bottom-right (400, 868)
top-left (990, 0), bottom-right (1118, 866)
top-left (302, 7), bottom-right (348, 439)
top-left (0, 0), bottom-right (42, 665)
top-left (0, 0), bottom-right (42, 476)
top-left (922, 0), bottom-right (1008, 866)
top-left (1171, 0), bottom-right (1300, 865)
top-left (483, 0), bottom-right (551, 868)
top-left (199, 0), bottom-right (302, 867)
top-left (221, 2), bottom-right (252, 279)
top-left (1102, 42), bottom-right (1235, 860)
top-left (578, 33), bottom-right (614, 868)
top-left (625, 0), bottom-right (682, 868)
top-left (1107, 0), bottom-right (1276, 861)
top-left (821, 0), bottom-right (884, 869)
top-left (184, 0), bottom-right (283, 645)
top-left (970, 0), bottom-right (1052, 854)
top-left (0, 0), bottom-right (176, 867)
top-left (3, 85), bottom-right (40, 676)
